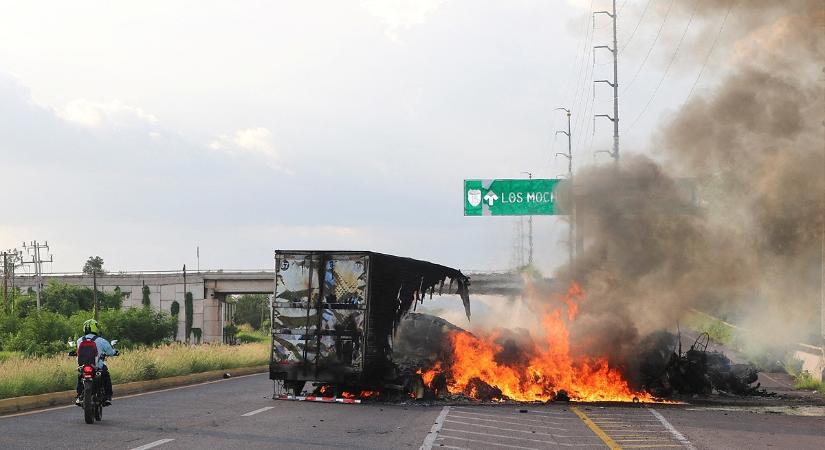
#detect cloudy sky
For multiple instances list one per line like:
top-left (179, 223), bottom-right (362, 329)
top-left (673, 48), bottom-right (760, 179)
top-left (0, 0), bottom-right (730, 274)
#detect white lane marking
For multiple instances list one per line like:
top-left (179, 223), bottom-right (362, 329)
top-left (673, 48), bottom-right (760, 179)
top-left (241, 406), bottom-right (274, 417)
top-left (129, 438), bottom-right (175, 450)
top-left (438, 434), bottom-right (540, 450)
top-left (444, 419), bottom-right (599, 439)
top-left (649, 408), bottom-right (697, 450)
top-left (0, 373), bottom-right (265, 419)
top-left (441, 429), bottom-right (597, 447)
top-left (448, 413), bottom-right (566, 430)
top-left (452, 407), bottom-right (576, 419)
top-left (523, 409), bottom-right (581, 418)
top-left (449, 410), bottom-right (567, 425)
top-left (420, 405), bottom-right (450, 450)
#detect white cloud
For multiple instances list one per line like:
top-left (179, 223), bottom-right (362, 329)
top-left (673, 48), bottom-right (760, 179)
top-left (361, 0), bottom-right (444, 42)
top-left (56, 99), bottom-right (158, 128)
top-left (209, 127), bottom-right (288, 172)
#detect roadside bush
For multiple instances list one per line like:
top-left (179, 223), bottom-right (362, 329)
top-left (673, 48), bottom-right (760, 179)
top-left (99, 308), bottom-right (176, 348)
top-left (236, 324), bottom-right (268, 344)
top-left (4, 310), bottom-right (72, 356)
top-left (40, 282), bottom-right (122, 316)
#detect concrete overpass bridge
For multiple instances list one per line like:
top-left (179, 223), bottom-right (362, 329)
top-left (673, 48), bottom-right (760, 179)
top-left (12, 270), bottom-right (530, 343)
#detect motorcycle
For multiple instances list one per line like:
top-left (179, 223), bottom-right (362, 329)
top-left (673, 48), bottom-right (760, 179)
top-left (68, 339), bottom-right (118, 424)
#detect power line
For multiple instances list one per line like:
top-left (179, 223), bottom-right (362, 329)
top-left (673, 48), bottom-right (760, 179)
top-left (684, 0), bottom-right (736, 103)
top-left (620, 0), bottom-right (655, 53)
top-left (621, 0), bottom-right (676, 95)
top-left (624, 0), bottom-right (698, 131)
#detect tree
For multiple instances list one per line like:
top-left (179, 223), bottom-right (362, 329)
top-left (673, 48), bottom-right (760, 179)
top-left (233, 294), bottom-right (269, 330)
top-left (170, 300), bottom-right (180, 340)
top-left (141, 285), bottom-right (151, 308)
top-left (82, 256), bottom-right (105, 274)
top-left (184, 292), bottom-right (193, 344)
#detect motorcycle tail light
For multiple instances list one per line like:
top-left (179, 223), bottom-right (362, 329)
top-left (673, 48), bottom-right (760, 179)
top-left (82, 365), bottom-right (94, 377)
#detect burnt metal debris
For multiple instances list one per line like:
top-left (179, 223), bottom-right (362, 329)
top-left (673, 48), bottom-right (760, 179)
top-left (269, 251), bottom-right (470, 397)
top-left (640, 332), bottom-right (766, 397)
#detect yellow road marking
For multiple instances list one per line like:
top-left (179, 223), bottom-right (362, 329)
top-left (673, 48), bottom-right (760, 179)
top-left (571, 406), bottom-right (622, 450)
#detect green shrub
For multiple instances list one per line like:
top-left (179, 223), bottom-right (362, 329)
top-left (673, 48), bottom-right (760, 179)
top-left (4, 310), bottom-right (72, 356)
top-left (794, 372), bottom-right (825, 391)
top-left (141, 285), bottom-right (151, 307)
top-left (184, 292), bottom-right (193, 344)
top-left (98, 308), bottom-right (176, 348)
top-left (237, 329), bottom-right (267, 344)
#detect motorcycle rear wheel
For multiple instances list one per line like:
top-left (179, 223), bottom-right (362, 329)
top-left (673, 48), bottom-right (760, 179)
top-left (83, 387), bottom-right (94, 424)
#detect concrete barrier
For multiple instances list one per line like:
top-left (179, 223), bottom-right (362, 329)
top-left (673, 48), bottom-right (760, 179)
top-left (794, 344), bottom-right (825, 382)
top-left (0, 365), bottom-right (268, 416)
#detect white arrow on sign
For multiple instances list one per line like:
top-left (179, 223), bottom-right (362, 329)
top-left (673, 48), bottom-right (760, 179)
top-left (483, 191), bottom-right (499, 206)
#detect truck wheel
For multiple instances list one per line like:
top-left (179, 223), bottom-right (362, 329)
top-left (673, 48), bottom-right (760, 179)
top-left (286, 381), bottom-right (305, 396)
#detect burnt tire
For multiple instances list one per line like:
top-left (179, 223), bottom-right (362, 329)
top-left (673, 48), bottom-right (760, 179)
top-left (285, 381), bottom-right (305, 396)
top-left (83, 388), bottom-right (94, 424)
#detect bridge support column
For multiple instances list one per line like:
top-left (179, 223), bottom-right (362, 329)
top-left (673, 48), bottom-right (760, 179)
top-left (202, 288), bottom-right (226, 343)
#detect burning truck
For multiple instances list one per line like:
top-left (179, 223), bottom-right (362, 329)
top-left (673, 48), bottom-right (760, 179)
top-left (269, 251), bottom-right (762, 403)
top-left (269, 250), bottom-right (470, 399)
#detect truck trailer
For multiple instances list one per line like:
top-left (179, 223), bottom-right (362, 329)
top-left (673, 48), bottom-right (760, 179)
top-left (269, 250), bottom-right (470, 396)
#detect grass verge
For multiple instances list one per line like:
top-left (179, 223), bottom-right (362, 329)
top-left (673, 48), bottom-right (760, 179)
top-left (0, 342), bottom-right (268, 399)
top-left (794, 372), bottom-right (825, 392)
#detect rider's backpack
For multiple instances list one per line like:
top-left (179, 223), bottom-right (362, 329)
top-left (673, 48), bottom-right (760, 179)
top-left (77, 336), bottom-right (98, 366)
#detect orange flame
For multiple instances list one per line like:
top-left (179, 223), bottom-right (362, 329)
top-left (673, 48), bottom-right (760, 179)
top-left (434, 282), bottom-right (655, 403)
top-left (341, 390), bottom-right (380, 399)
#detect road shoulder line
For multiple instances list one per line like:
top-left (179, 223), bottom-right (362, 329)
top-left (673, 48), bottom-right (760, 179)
top-left (648, 408), bottom-right (696, 450)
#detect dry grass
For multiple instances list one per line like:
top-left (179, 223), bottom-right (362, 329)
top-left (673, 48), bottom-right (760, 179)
top-left (0, 342), bottom-right (269, 399)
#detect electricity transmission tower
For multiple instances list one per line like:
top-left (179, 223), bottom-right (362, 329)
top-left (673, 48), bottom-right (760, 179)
top-left (21, 241), bottom-right (52, 309)
top-left (594, 0), bottom-right (620, 162)
top-left (555, 108), bottom-right (575, 266)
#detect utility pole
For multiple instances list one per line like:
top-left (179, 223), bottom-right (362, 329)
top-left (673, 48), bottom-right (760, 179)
top-left (555, 108), bottom-right (575, 267)
top-left (21, 241), bottom-right (52, 309)
top-left (594, 0), bottom-right (620, 162)
top-left (520, 172), bottom-right (534, 266)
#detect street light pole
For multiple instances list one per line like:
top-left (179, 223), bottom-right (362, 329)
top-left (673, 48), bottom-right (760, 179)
top-left (520, 171), bottom-right (534, 266)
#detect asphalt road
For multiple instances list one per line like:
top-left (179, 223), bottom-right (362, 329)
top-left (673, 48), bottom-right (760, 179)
top-left (1, 373), bottom-right (823, 450)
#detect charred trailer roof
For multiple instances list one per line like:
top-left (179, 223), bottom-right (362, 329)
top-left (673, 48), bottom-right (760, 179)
top-left (269, 250), bottom-right (470, 391)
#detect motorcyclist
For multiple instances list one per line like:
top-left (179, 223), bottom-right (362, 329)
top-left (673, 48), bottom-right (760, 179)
top-left (74, 319), bottom-right (117, 406)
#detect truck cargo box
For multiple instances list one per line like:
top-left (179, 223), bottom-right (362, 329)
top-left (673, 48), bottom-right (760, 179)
top-left (269, 250), bottom-right (470, 394)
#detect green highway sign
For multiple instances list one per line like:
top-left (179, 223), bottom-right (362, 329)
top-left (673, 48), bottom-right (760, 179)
top-left (464, 179), bottom-right (562, 216)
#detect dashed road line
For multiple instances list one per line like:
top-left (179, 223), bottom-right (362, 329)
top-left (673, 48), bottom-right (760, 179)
top-left (649, 408), bottom-right (697, 450)
top-left (241, 406), bottom-right (274, 417)
top-left (129, 438), bottom-right (175, 450)
top-left (420, 405), bottom-right (450, 450)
